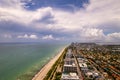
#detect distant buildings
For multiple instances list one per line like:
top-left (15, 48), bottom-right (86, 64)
top-left (76, 56), bottom-right (101, 79)
top-left (65, 49), bottom-right (74, 58)
top-left (61, 46), bottom-right (103, 80)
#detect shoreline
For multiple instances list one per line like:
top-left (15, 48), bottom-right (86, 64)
top-left (32, 48), bottom-right (65, 80)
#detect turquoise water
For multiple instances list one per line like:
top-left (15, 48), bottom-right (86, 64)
top-left (0, 43), bottom-right (66, 80)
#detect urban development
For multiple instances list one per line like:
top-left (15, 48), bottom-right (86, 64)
top-left (44, 43), bottom-right (120, 80)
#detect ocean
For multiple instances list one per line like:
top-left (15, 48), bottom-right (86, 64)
top-left (0, 42), bottom-right (67, 80)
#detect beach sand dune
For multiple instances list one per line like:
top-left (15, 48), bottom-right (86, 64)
top-left (32, 48), bottom-right (65, 80)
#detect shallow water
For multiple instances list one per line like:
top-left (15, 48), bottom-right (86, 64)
top-left (0, 43), bottom-right (66, 80)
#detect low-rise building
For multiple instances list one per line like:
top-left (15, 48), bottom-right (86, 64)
top-left (77, 58), bottom-right (88, 63)
top-left (79, 63), bottom-right (88, 71)
top-left (85, 71), bottom-right (100, 79)
top-left (61, 72), bottom-right (79, 80)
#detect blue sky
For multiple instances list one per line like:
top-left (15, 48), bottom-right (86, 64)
top-left (0, 0), bottom-right (120, 43)
top-left (25, 0), bottom-right (89, 11)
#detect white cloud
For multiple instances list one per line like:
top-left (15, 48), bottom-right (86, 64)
top-left (42, 34), bottom-right (61, 40)
top-left (17, 34), bottom-right (38, 39)
top-left (52, 0), bottom-right (120, 31)
top-left (0, 0), bottom-right (120, 30)
top-left (107, 32), bottom-right (120, 38)
top-left (29, 34), bottom-right (38, 39)
top-left (81, 28), bottom-right (105, 41)
top-left (106, 32), bottom-right (120, 42)
top-left (42, 35), bottom-right (54, 40)
top-left (17, 34), bottom-right (28, 39)
top-left (0, 0), bottom-right (120, 42)
top-left (0, 0), bottom-right (53, 25)
top-left (50, 0), bottom-right (120, 42)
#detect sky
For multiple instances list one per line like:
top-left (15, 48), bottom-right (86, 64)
top-left (0, 0), bottom-right (120, 43)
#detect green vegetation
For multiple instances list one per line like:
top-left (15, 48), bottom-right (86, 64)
top-left (55, 72), bottom-right (62, 80)
top-left (44, 48), bottom-right (68, 80)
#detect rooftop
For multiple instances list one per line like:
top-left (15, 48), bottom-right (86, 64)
top-left (79, 63), bottom-right (87, 67)
top-left (64, 63), bottom-right (76, 67)
top-left (61, 72), bottom-right (79, 80)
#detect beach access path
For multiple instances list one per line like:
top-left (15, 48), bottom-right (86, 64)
top-left (32, 48), bottom-right (65, 80)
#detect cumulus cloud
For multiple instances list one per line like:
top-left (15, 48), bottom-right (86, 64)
top-left (17, 34), bottom-right (38, 39)
top-left (29, 34), bottom-right (38, 39)
top-left (81, 28), bottom-right (105, 41)
top-left (0, 0), bottom-right (53, 26)
top-left (1, 0), bottom-right (120, 30)
top-left (42, 34), bottom-right (61, 40)
top-left (52, 0), bottom-right (120, 30)
top-left (0, 0), bottom-right (120, 42)
top-left (0, 7), bottom-right (53, 26)
top-left (42, 34), bottom-right (54, 40)
top-left (106, 32), bottom-right (120, 42)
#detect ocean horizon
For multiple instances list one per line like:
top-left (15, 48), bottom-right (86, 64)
top-left (0, 42), bottom-right (67, 80)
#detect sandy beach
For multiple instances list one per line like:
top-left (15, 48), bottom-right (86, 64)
top-left (32, 48), bottom-right (65, 80)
